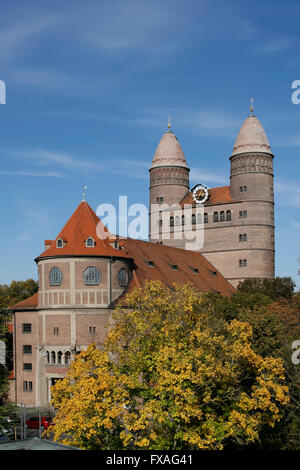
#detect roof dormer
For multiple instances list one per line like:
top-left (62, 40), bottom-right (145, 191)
top-left (85, 236), bottom-right (95, 248)
top-left (56, 238), bottom-right (64, 248)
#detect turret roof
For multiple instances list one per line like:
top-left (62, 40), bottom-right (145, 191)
top-left (151, 129), bottom-right (189, 169)
top-left (231, 114), bottom-right (272, 157)
top-left (35, 201), bottom-right (131, 261)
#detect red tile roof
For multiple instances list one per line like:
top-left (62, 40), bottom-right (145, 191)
top-left (11, 293), bottom-right (38, 311)
top-left (119, 238), bottom-right (235, 297)
top-left (180, 186), bottom-right (237, 206)
top-left (12, 201), bottom-right (235, 311)
top-left (36, 201), bottom-right (131, 261)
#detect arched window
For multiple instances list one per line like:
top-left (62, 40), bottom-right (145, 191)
top-left (226, 210), bottom-right (232, 221)
top-left (51, 351), bottom-right (56, 364)
top-left (191, 214), bottom-right (196, 225)
top-left (65, 351), bottom-right (71, 365)
top-left (204, 213), bottom-right (208, 224)
top-left (57, 351), bottom-right (63, 365)
top-left (56, 238), bottom-right (63, 248)
top-left (170, 216), bottom-right (174, 227)
top-left (49, 267), bottom-right (63, 286)
top-left (85, 237), bottom-right (95, 247)
top-left (83, 267), bottom-right (100, 285)
top-left (213, 212), bottom-right (219, 222)
top-left (118, 268), bottom-right (128, 287)
top-left (220, 211), bottom-right (225, 222)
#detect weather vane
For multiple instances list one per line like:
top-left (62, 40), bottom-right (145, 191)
top-left (82, 185), bottom-right (87, 201)
top-left (250, 97), bottom-right (254, 115)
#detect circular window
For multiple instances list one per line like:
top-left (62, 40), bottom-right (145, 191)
top-left (49, 267), bottom-right (63, 286)
top-left (83, 266), bottom-right (100, 285)
top-left (118, 268), bottom-right (128, 287)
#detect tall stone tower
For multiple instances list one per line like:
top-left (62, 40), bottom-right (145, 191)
top-left (228, 109), bottom-right (275, 283)
top-left (149, 124), bottom-right (190, 240)
top-left (148, 107), bottom-right (275, 288)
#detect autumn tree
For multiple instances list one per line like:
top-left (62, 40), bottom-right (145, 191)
top-left (49, 281), bottom-right (289, 450)
top-left (206, 279), bottom-right (300, 449)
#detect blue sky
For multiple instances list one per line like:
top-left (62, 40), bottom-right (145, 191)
top-left (0, 0), bottom-right (300, 288)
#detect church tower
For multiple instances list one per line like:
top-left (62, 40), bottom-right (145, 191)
top-left (228, 105), bottom-right (275, 284)
top-left (149, 123), bottom-right (190, 240)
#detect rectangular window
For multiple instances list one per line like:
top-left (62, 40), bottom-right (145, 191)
top-left (243, 210), bottom-right (247, 218)
top-left (23, 345), bottom-right (32, 354)
top-left (239, 210), bottom-right (247, 218)
top-left (239, 234), bottom-right (247, 242)
top-left (23, 381), bottom-right (33, 392)
top-left (89, 326), bottom-right (96, 334)
top-left (53, 327), bottom-right (59, 335)
top-left (239, 259), bottom-right (247, 267)
top-left (22, 323), bottom-right (32, 333)
top-left (23, 363), bottom-right (32, 371)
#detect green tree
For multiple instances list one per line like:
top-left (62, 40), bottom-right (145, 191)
top-left (0, 279), bottom-right (38, 428)
top-left (207, 280), bottom-right (300, 450)
top-left (0, 279), bottom-right (38, 315)
top-left (237, 277), bottom-right (296, 301)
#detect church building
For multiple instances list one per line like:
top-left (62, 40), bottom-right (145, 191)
top-left (9, 105), bottom-right (275, 408)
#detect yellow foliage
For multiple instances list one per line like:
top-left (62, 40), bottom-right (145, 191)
top-left (48, 281), bottom-right (290, 450)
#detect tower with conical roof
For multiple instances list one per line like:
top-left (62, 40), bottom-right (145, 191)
top-left (226, 104), bottom-right (275, 285)
top-left (149, 122), bottom-right (190, 241)
top-left (148, 104), bottom-right (275, 287)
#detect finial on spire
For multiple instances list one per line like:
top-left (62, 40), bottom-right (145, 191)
top-left (167, 114), bottom-right (171, 130)
top-left (250, 97), bottom-right (254, 115)
top-left (82, 185), bottom-right (87, 201)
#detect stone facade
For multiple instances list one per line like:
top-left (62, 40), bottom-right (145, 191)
top-left (13, 255), bottom-right (130, 407)
top-left (149, 114), bottom-right (275, 288)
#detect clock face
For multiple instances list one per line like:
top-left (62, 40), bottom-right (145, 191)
top-left (192, 184), bottom-right (209, 204)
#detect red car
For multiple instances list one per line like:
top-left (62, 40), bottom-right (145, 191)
top-left (26, 416), bottom-right (53, 429)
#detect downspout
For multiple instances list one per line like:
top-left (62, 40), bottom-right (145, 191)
top-left (13, 311), bottom-right (17, 405)
top-left (108, 257), bottom-right (114, 306)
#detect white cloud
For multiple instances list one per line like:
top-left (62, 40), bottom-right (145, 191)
top-left (117, 108), bottom-right (241, 140)
top-left (275, 179), bottom-right (300, 207)
top-left (0, 13), bottom-right (69, 64)
top-left (291, 220), bottom-right (300, 229)
top-left (190, 168), bottom-right (227, 185)
top-left (255, 38), bottom-right (292, 55)
top-left (0, 170), bottom-right (64, 178)
top-left (10, 149), bottom-right (148, 179)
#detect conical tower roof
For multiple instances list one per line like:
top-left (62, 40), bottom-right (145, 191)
top-left (151, 128), bottom-right (189, 169)
top-left (36, 201), bottom-right (131, 260)
top-left (231, 114), bottom-right (272, 157)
